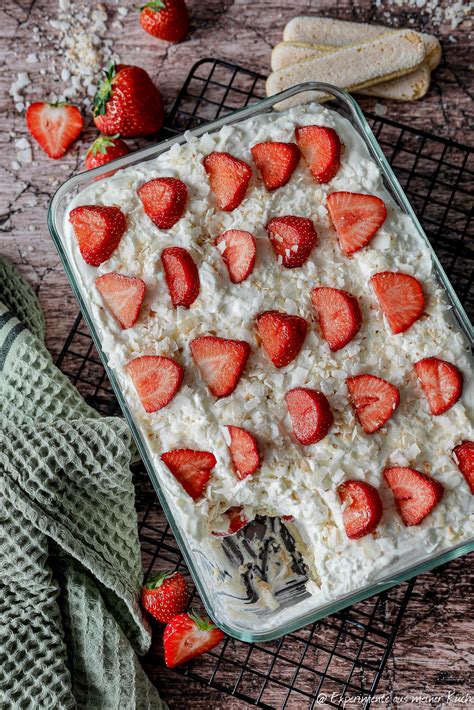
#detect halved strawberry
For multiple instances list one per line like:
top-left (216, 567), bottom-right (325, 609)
top-left (69, 205), bottom-right (127, 266)
top-left (161, 449), bottom-right (216, 500)
top-left (371, 271), bottom-right (425, 334)
top-left (161, 246), bottom-right (200, 308)
top-left (266, 216), bottom-right (317, 268)
top-left (126, 355), bottom-right (183, 412)
top-left (226, 425), bottom-right (260, 480)
top-left (95, 272), bottom-right (146, 329)
top-left (295, 125), bottom-right (341, 183)
top-left (212, 506), bottom-right (249, 537)
top-left (311, 287), bottom-right (362, 352)
top-left (326, 192), bottom-right (387, 256)
top-left (141, 571), bottom-right (188, 624)
top-left (414, 357), bottom-right (463, 416)
top-left (190, 336), bottom-right (250, 398)
top-left (384, 466), bottom-right (444, 526)
top-left (203, 152), bottom-right (252, 211)
top-left (337, 480), bottom-right (383, 539)
top-left (347, 374), bottom-right (400, 434)
top-left (285, 388), bottom-right (334, 445)
top-left (26, 102), bottom-right (83, 159)
top-left (256, 310), bottom-right (308, 368)
top-left (163, 611), bottom-right (224, 668)
top-left (453, 441), bottom-right (474, 494)
top-left (215, 230), bottom-right (256, 284)
top-left (250, 141), bottom-right (300, 191)
top-left (138, 177), bottom-right (187, 229)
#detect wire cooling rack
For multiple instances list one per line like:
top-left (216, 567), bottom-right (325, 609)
top-left (56, 59), bottom-right (473, 709)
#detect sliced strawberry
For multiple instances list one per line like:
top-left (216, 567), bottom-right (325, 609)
top-left (226, 425), bottom-right (260, 480)
top-left (285, 388), bottom-right (334, 445)
top-left (212, 506), bottom-right (249, 537)
top-left (215, 230), bottom-right (256, 284)
top-left (26, 102), bottom-right (83, 159)
top-left (69, 205), bottom-right (127, 266)
top-left (95, 272), bottom-right (145, 329)
top-left (141, 571), bottom-right (188, 624)
top-left (384, 466), bottom-right (444, 526)
top-left (311, 287), bottom-right (362, 352)
top-left (138, 177), bottom-right (187, 229)
top-left (337, 480), bottom-right (383, 539)
top-left (371, 271), bottom-right (425, 334)
top-left (163, 612), bottom-right (224, 668)
top-left (161, 247), bottom-right (200, 308)
top-left (453, 441), bottom-right (474, 494)
top-left (126, 355), bottom-right (183, 412)
top-left (326, 192), bottom-right (387, 256)
top-left (161, 449), bottom-right (216, 500)
top-left (295, 125), bottom-right (341, 183)
top-left (256, 310), bottom-right (308, 368)
top-left (414, 357), bottom-right (463, 416)
top-left (266, 216), bottom-right (317, 268)
top-left (281, 515), bottom-right (294, 522)
top-left (347, 374), bottom-right (400, 434)
top-left (250, 141), bottom-right (300, 191)
top-left (203, 152), bottom-right (252, 211)
top-left (190, 336), bottom-right (250, 398)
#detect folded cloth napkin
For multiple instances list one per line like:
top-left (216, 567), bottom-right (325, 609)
top-left (0, 258), bottom-right (165, 709)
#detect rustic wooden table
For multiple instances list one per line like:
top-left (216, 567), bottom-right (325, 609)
top-left (1, 1), bottom-right (472, 708)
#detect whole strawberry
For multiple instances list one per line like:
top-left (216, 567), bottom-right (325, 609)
top-left (139, 0), bottom-right (189, 43)
top-left (141, 571), bottom-right (188, 623)
top-left (93, 63), bottom-right (164, 137)
top-left (85, 135), bottom-right (130, 170)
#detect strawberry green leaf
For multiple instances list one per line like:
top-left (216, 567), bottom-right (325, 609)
top-left (144, 571), bottom-right (173, 589)
top-left (93, 62), bottom-right (117, 117)
top-left (187, 610), bottom-right (217, 631)
top-left (140, 0), bottom-right (167, 11)
top-left (89, 134), bottom-right (120, 156)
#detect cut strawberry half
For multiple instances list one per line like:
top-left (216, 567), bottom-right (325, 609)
top-left (337, 480), bottom-right (383, 539)
top-left (250, 141), bottom-right (300, 191)
top-left (311, 287), bottom-right (362, 352)
top-left (126, 355), bottom-right (183, 412)
top-left (226, 425), bottom-right (260, 480)
top-left (384, 466), bottom-right (444, 526)
top-left (215, 230), bottom-right (256, 284)
top-left (203, 152), bottom-right (252, 211)
top-left (212, 506), bottom-right (249, 537)
top-left (161, 246), bottom-right (200, 308)
top-left (26, 102), bottom-right (83, 159)
top-left (285, 388), bottom-right (334, 445)
top-left (453, 441), bottom-right (474, 494)
top-left (414, 357), bottom-right (463, 416)
top-left (326, 192), bottom-right (387, 256)
top-left (347, 374), bottom-right (400, 434)
top-left (163, 611), bottom-right (224, 668)
top-left (95, 272), bottom-right (146, 329)
top-left (161, 449), bottom-right (216, 500)
top-left (266, 216), bottom-right (317, 268)
top-left (138, 177), bottom-right (187, 229)
top-left (190, 336), bottom-right (250, 398)
top-left (295, 125), bottom-right (341, 183)
top-left (69, 205), bottom-right (127, 266)
top-left (371, 271), bottom-right (425, 334)
top-left (256, 310), bottom-right (308, 368)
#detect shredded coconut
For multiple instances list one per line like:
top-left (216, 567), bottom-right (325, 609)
top-left (375, 0), bottom-right (472, 29)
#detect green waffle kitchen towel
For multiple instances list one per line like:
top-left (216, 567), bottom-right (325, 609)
top-left (0, 258), bottom-right (165, 710)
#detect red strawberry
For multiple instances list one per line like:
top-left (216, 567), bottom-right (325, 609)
top-left (139, 0), bottom-right (189, 43)
top-left (203, 152), bottom-right (252, 211)
top-left (138, 177), bottom-right (187, 229)
top-left (212, 506), bottom-right (249, 537)
top-left (161, 449), bottom-right (216, 500)
top-left (414, 357), bottom-right (463, 416)
top-left (85, 135), bottom-right (130, 170)
top-left (384, 466), bottom-right (444, 526)
top-left (453, 441), bottom-right (474, 494)
top-left (161, 247), bottom-right (200, 308)
top-left (141, 571), bottom-right (188, 623)
top-left (93, 63), bottom-right (164, 137)
top-left (337, 480), bottom-right (383, 539)
top-left (256, 310), bottom-right (308, 368)
top-left (215, 230), bottom-right (256, 284)
top-left (126, 355), bottom-right (183, 412)
top-left (285, 388), bottom-right (334, 445)
top-left (347, 374), bottom-right (400, 434)
top-left (266, 216), bottom-right (317, 268)
top-left (311, 287), bottom-right (362, 352)
top-left (295, 125), bottom-right (341, 183)
top-left (281, 515), bottom-right (294, 522)
top-left (326, 192), bottom-right (387, 256)
top-left (69, 205), bottom-right (127, 266)
top-left (26, 102), bottom-right (83, 159)
top-left (250, 141), bottom-right (300, 191)
top-left (163, 612), bottom-right (224, 668)
top-left (95, 272), bottom-right (146, 329)
top-left (190, 336), bottom-right (250, 398)
top-left (226, 425), bottom-right (260, 480)
top-left (371, 271), bottom-right (425, 334)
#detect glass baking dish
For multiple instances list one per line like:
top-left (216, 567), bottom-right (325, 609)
top-left (48, 82), bottom-right (474, 642)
